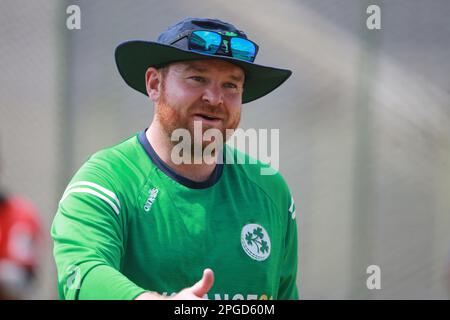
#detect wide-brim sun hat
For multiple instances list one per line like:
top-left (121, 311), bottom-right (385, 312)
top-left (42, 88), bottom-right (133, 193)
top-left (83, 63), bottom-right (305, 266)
top-left (115, 18), bottom-right (292, 104)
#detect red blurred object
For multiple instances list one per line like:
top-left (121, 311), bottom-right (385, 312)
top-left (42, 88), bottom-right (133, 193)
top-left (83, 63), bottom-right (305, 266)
top-left (0, 196), bottom-right (40, 268)
top-left (0, 195), bottom-right (40, 299)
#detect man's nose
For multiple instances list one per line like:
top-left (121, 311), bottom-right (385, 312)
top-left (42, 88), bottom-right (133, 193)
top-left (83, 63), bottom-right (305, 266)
top-left (202, 85), bottom-right (224, 106)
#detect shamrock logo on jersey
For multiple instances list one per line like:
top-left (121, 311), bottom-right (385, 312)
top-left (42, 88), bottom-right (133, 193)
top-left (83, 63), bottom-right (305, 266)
top-left (241, 224), bottom-right (271, 261)
top-left (245, 227), bottom-right (269, 254)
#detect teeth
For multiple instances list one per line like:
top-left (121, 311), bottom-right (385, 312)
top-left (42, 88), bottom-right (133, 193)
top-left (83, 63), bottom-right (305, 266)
top-left (199, 115), bottom-right (216, 120)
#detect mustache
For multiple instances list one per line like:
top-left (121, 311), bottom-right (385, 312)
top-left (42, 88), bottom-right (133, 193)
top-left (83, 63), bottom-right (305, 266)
top-left (189, 104), bottom-right (227, 118)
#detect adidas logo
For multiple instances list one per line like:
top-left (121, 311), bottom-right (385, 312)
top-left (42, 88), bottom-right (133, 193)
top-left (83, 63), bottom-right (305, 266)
top-left (144, 188), bottom-right (159, 212)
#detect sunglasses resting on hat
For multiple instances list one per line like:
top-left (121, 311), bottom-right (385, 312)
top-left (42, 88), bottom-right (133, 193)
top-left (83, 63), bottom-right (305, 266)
top-left (169, 30), bottom-right (259, 63)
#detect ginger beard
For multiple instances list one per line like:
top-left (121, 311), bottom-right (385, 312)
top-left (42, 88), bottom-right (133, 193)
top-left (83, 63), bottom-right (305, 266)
top-left (156, 78), bottom-right (241, 159)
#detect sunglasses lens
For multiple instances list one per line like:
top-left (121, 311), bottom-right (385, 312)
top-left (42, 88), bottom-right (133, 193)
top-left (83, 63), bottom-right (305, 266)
top-left (190, 31), bottom-right (222, 54)
top-left (230, 37), bottom-right (256, 62)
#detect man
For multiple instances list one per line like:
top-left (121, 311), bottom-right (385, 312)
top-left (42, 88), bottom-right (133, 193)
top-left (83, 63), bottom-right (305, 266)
top-left (51, 17), bottom-right (298, 300)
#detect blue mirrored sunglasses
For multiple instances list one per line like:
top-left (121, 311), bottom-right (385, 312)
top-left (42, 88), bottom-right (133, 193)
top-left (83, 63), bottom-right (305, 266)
top-left (170, 30), bottom-right (259, 62)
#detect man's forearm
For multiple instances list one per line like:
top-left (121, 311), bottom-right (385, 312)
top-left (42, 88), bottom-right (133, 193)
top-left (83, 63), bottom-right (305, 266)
top-left (77, 264), bottom-right (147, 300)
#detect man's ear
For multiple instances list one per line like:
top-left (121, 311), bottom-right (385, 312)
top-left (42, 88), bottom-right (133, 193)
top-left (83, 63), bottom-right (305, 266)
top-left (145, 67), bottom-right (162, 101)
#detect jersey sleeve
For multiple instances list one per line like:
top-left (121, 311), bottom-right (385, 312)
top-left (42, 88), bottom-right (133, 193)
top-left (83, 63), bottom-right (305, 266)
top-left (51, 157), bottom-right (146, 300)
top-left (278, 191), bottom-right (299, 300)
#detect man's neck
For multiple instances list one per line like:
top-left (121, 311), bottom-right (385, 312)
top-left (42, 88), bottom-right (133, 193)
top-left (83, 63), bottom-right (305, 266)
top-left (146, 121), bottom-right (218, 183)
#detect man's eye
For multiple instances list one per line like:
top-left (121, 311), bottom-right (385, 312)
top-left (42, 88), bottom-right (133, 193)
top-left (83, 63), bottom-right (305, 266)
top-left (190, 76), bottom-right (205, 82)
top-left (224, 83), bottom-right (238, 89)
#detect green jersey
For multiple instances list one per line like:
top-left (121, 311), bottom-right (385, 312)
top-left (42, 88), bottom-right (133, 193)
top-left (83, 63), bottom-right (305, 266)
top-left (51, 130), bottom-right (298, 300)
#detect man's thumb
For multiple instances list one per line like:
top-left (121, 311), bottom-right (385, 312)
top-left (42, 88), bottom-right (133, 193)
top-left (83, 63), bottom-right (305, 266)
top-left (190, 268), bottom-right (215, 297)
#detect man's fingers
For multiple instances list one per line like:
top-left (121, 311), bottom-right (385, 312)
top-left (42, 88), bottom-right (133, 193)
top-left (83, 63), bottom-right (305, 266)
top-left (190, 268), bottom-right (215, 297)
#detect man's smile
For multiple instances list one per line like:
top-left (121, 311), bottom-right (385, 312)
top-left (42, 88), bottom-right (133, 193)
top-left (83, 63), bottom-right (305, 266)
top-left (192, 113), bottom-right (223, 125)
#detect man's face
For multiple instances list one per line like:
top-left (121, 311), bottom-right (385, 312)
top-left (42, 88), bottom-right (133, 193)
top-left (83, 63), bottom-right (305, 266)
top-left (153, 59), bottom-right (244, 148)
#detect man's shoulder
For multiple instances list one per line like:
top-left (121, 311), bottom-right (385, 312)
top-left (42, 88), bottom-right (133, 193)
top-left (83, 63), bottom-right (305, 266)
top-left (68, 132), bottom-right (147, 190)
top-left (224, 144), bottom-right (290, 197)
top-left (88, 133), bottom-right (140, 165)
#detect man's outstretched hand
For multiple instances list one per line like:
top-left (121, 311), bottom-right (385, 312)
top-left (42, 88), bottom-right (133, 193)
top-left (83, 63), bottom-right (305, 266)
top-left (172, 268), bottom-right (214, 299)
top-left (135, 268), bottom-right (215, 300)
